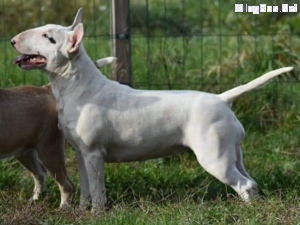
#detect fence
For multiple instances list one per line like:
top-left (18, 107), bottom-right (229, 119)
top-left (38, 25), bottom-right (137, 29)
top-left (0, 0), bottom-right (300, 130)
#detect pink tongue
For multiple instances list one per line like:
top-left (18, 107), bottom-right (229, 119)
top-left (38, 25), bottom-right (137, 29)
top-left (13, 55), bottom-right (29, 64)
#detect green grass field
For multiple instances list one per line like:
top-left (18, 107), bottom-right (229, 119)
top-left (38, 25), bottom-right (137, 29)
top-left (1, 0), bottom-right (300, 224)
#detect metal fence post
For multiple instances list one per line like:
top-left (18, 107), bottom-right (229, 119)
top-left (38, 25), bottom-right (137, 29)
top-left (111, 0), bottom-right (132, 86)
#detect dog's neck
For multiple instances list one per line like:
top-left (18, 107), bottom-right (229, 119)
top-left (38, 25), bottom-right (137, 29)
top-left (46, 45), bottom-right (108, 97)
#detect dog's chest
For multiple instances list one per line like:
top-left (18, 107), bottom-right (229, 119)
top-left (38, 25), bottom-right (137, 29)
top-left (55, 94), bottom-right (82, 146)
top-left (58, 112), bottom-right (82, 150)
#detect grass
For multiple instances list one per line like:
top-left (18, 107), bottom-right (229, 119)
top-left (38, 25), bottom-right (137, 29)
top-left (1, 0), bottom-right (300, 224)
top-left (2, 129), bottom-right (300, 224)
top-left (2, 196), bottom-right (300, 225)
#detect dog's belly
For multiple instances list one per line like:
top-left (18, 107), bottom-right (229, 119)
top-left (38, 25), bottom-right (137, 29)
top-left (61, 121), bottom-right (189, 163)
top-left (61, 121), bottom-right (189, 164)
top-left (0, 147), bottom-right (32, 159)
top-left (0, 151), bottom-right (17, 159)
top-left (104, 145), bottom-right (189, 163)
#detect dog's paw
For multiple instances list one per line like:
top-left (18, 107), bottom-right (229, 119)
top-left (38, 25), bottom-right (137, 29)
top-left (60, 201), bottom-right (72, 209)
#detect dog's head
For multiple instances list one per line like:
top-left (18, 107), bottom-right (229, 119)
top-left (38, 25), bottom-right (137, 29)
top-left (11, 8), bottom-right (84, 73)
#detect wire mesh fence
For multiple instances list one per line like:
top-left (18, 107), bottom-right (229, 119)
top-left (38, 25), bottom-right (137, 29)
top-left (0, 0), bottom-right (300, 130)
top-left (0, 0), bottom-right (112, 87)
top-left (130, 0), bottom-right (299, 90)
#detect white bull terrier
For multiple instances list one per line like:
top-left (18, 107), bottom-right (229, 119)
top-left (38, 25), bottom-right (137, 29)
top-left (11, 8), bottom-right (293, 211)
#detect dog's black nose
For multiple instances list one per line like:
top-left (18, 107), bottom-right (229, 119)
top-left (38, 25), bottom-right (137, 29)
top-left (10, 39), bottom-right (16, 47)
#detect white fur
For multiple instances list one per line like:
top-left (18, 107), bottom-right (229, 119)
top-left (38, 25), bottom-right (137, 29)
top-left (11, 9), bottom-right (293, 211)
top-left (94, 57), bottom-right (117, 68)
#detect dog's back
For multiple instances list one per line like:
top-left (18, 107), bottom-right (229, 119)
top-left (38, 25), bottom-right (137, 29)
top-left (0, 86), bottom-right (57, 155)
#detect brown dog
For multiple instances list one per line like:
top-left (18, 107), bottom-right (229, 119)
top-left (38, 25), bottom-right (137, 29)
top-left (0, 85), bottom-right (74, 207)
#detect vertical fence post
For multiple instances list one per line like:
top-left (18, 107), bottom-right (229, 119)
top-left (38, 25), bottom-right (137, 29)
top-left (111, 0), bottom-right (132, 86)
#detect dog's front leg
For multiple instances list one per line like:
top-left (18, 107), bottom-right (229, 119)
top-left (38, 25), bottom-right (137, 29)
top-left (81, 148), bottom-right (106, 212)
top-left (77, 151), bottom-right (91, 209)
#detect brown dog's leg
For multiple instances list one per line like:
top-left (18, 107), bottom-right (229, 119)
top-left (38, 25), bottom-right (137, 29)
top-left (16, 150), bottom-right (46, 202)
top-left (37, 135), bottom-right (74, 208)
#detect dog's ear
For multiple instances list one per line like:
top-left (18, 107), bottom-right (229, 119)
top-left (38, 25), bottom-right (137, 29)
top-left (68, 23), bottom-right (84, 53)
top-left (69, 8), bottom-right (83, 30)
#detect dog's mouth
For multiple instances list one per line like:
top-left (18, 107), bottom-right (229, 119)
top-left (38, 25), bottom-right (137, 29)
top-left (13, 54), bottom-right (47, 70)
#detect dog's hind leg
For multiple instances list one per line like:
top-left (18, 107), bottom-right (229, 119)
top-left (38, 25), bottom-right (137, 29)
top-left (37, 137), bottom-right (74, 208)
top-left (189, 128), bottom-right (258, 202)
top-left (235, 146), bottom-right (256, 183)
top-left (16, 150), bottom-right (46, 202)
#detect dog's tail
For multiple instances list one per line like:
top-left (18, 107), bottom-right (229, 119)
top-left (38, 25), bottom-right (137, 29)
top-left (219, 67), bottom-right (293, 104)
top-left (94, 57), bottom-right (117, 68)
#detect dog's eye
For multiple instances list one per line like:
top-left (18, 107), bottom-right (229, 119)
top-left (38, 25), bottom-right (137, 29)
top-left (42, 34), bottom-right (56, 44)
top-left (48, 37), bottom-right (56, 44)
